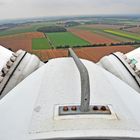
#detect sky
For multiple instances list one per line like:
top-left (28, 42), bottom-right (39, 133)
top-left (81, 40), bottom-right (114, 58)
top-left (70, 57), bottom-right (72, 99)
top-left (0, 0), bottom-right (140, 20)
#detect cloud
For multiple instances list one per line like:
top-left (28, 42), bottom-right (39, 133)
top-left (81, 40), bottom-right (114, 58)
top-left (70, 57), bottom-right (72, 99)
top-left (0, 0), bottom-right (140, 19)
top-left (0, 2), bottom-right (4, 5)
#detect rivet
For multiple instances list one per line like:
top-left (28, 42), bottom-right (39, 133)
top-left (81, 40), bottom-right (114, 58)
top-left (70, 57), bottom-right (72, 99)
top-left (93, 106), bottom-right (98, 111)
top-left (10, 56), bottom-right (16, 62)
top-left (6, 60), bottom-right (13, 68)
top-left (1, 67), bottom-right (9, 75)
top-left (63, 106), bottom-right (69, 112)
top-left (71, 106), bottom-right (77, 111)
top-left (135, 69), bottom-right (140, 77)
top-left (100, 106), bottom-right (107, 111)
top-left (130, 63), bottom-right (136, 70)
top-left (12, 53), bottom-right (18, 57)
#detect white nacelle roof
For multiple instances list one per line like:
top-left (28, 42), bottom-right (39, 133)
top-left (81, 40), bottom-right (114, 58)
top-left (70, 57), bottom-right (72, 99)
top-left (0, 58), bottom-right (140, 140)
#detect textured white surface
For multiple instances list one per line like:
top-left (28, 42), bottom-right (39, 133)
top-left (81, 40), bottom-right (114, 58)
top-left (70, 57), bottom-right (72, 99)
top-left (99, 52), bottom-right (140, 93)
top-left (0, 45), bottom-right (12, 71)
top-left (0, 52), bottom-right (43, 97)
top-left (126, 47), bottom-right (140, 69)
top-left (0, 58), bottom-right (140, 140)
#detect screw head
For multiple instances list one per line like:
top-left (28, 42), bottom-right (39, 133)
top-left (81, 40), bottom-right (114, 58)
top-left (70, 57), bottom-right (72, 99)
top-left (63, 106), bottom-right (69, 112)
top-left (135, 69), bottom-right (140, 77)
top-left (100, 106), bottom-right (107, 111)
top-left (10, 56), bottom-right (16, 62)
top-left (130, 63), bottom-right (136, 70)
top-left (6, 60), bottom-right (13, 68)
top-left (12, 53), bottom-right (18, 57)
top-left (93, 106), bottom-right (98, 111)
top-left (1, 67), bottom-right (9, 75)
top-left (71, 106), bottom-right (77, 111)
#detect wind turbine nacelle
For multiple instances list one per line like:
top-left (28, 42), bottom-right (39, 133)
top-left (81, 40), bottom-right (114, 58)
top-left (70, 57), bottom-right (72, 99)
top-left (0, 45), bottom-right (140, 139)
top-left (0, 45), bottom-right (44, 98)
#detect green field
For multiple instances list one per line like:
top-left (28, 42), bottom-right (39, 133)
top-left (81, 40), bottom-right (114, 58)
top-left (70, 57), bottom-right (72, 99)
top-left (32, 38), bottom-right (51, 50)
top-left (104, 30), bottom-right (140, 41)
top-left (46, 32), bottom-right (90, 48)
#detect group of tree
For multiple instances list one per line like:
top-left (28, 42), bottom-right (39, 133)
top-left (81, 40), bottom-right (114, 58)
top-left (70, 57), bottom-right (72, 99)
top-left (110, 41), bottom-right (140, 46)
top-left (55, 41), bottom-right (140, 49)
top-left (56, 43), bottom-right (107, 49)
top-left (120, 25), bottom-right (139, 30)
top-left (37, 26), bottom-right (67, 33)
top-left (64, 21), bottom-right (80, 27)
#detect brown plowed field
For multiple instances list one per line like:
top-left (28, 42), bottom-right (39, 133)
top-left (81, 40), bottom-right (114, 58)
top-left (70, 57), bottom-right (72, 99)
top-left (0, 32), bottom-right (45, 52)
top-left (31, 49), bottom-right (68, 61)
top-left (69, 29), bottom-right (118, 44)
top-left (31, 46), bottom-right (134, 62)
top-left (0, 32), bottom-right (134, 62)
top-left (73, 46), bottom-right (134, 62)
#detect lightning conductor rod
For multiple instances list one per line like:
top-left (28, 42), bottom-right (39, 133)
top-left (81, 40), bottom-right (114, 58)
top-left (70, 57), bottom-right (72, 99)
top-left (68, 48), bottom-right (90, 112)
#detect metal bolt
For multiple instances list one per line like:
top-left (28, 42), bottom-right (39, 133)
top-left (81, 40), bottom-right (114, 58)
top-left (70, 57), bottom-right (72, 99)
top-left (6, 60), bottom-right (13, 68)
top-left (93, 106), bottom-right (98, 111)
top-left (63, 106), bottom-right (69, 112)
top-left (135, 69), bottom-right (140, 77)
top-left (100, 106), bottom-right (107, 111)
top-left (1, 67), bottom-right (9, 75)
top-left (71, 106), bottom-right (77, 111)
top-left (0, 71), bottom-right (5, 77)
top-left (130, 63), bottom-right (136, 70)
top-left (126, 59), bottom-right (131, 64)
top-left (10, 56), bottom-right (16, 62)
top-left (12, 53), bottom-right (18, 57)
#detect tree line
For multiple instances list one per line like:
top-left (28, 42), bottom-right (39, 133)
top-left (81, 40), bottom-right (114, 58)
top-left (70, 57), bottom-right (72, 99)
top-left (55, 41), bottom-right (140, 49)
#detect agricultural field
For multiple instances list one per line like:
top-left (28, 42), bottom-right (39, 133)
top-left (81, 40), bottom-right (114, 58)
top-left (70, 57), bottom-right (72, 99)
top-left (104, 30), bottom-right (140, 41)
top-left (0, 16), bottom-right (139, 62)
top-left (31, 45), bottom-right (134, 62)
top-left (75, 24), bottom-right (122, 30)
top-left (69, 29), bottom-right (119, 44)
top-left (123, 26), bottom-right (140, 34)
top-left (71, 24), bottom-right (133, 42)
top-left (32, 38), bottom-right (51, 50)
top-left (73, 45), bottom-right (134, 62)
top-left (46, 32), bottom-right (90, 48)
top-left (31, 49), bottom-right (68, 61)
top-left (0, 21), bottom-right (56, 36)
top-left (0, 32), bottom-right (45, 51)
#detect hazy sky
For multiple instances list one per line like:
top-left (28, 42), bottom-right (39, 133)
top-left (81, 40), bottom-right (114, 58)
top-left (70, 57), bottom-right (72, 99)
top-left (0, 0), bottom-right (140, 20)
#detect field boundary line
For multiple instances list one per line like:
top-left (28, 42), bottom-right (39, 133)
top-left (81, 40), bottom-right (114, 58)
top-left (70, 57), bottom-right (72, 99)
top-left (44, 33), bottom-right (55, 49)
